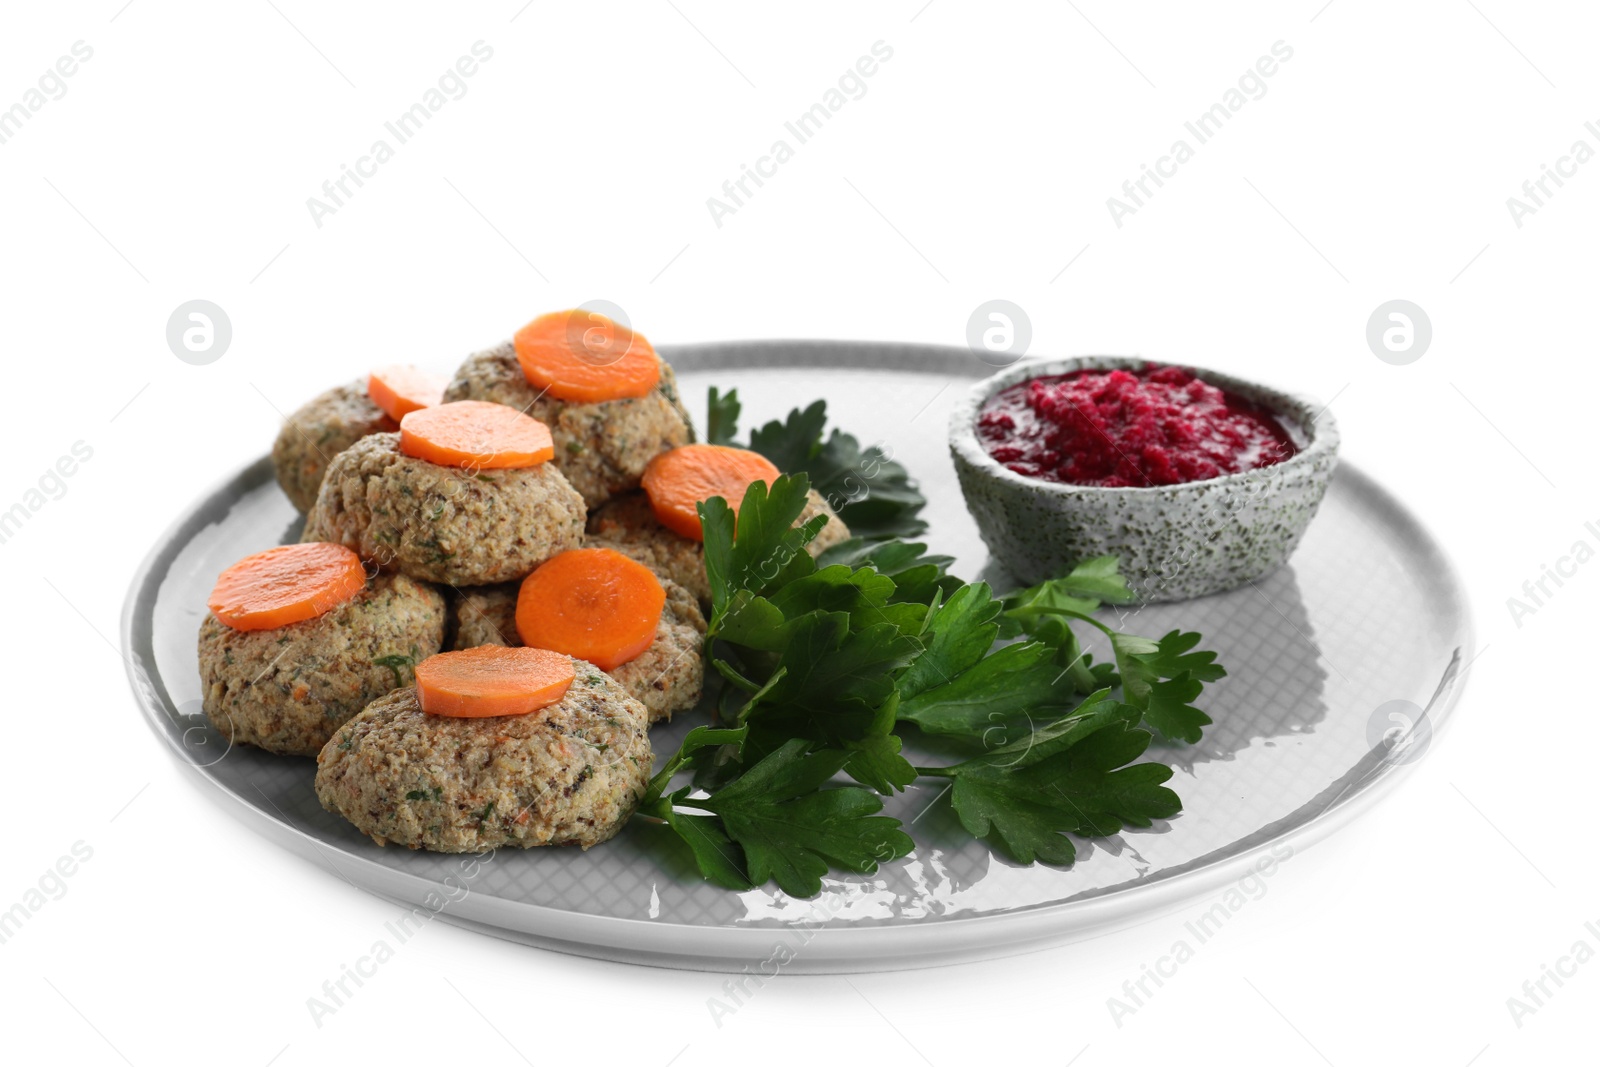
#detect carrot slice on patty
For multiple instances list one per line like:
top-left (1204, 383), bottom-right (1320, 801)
top-left (208, 542), bottom-right (367, 631)
top-left (368, 365), bottom-right (449, 421)
top-left (640, 444), bottom-right (782, 541)
top-left (414, 646), bottom-right (576, 717)
top-left (513, 309), bottom-right (661, 404)
top-left (399, 400), bottom-right (554, 469)
top-left (516, 548), bottom-right (666, 671)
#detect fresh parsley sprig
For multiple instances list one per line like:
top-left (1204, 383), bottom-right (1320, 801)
top-left (633, 391), bottom-right (1227, 898)
top-left (708, 388), bottom-right (930, 540)
top-left (921, 692), bottom-right (1182, 866)
top-left (998, 569), bottom-right (1226, 745)
top-left (638, 726), bottom-right (912, 896)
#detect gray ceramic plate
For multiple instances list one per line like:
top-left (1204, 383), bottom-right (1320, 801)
top-left (122, 341), bottom-right (1472, 973)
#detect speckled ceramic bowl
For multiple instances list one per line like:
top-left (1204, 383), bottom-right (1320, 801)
top-left (950, 357), bottom-right (1340, 601)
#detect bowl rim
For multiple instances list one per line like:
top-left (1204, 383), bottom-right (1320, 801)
top-left (948, 355), bottom-right (1340, 496)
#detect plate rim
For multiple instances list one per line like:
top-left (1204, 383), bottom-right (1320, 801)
top-left (122, 339), bottom-right (1475, 971)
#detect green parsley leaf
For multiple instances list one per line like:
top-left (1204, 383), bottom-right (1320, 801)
top-left (749, 400), bottom-right (829, 474)
top-left (1107, 629), bottom-right (1221, 744)
top-left (751, 612), bottom-right (921, 736)
top-left (936, 701), bottom-right (1181, 865)
top-left (659, 804), bottom-right (752, 890)
top-left (1128, 628), bottom-right (1227, 684)
top-left (999, 555), bottom-right (1134, 639)
top-left (643, 725), bottom-right (748, 805)
top-left (767, 565), bottom-right (923, 637)
top-left (898, 641), bottom-right (1070, 737)
top-left (841, 731), bottom-right (918, 794)
top-left (1030, 616), bottom-right (1111, 696)
top-left (722, 389), bottom-right (930, 541)
top-left (997, 564), bottom-right (1221, 744)
top-left (715, 592), bottom-right (791, 652)
top-left (699, 740), bottom-right (913, 897)
top-left (896, 582), bottom-right (1005, 701)
top-left (840, 693), bottom-right (918, 794)
top-left (1139, 673), bottom-right (1212, 745)
top-left (803, 430), bottom-right (929, 540)
top-left (894, 583), bottom-right (1084, 737)
top-left (700, 474), bottom-right (826, 624)
top-left (706, 386), bottom-right (742, 446)
top-left (818, 537), bottom-right (962, 607)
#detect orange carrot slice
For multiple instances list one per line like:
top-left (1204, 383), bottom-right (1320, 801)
top-left (513, 309), bottom-right (661, 404)
top-left (515, 547), bottom-right (666, 671)
top-left (414, 646), bottom-right (576, 718)
top-left (640, 444), bottom-right (782, 541)
top-left (208, 542), bottom-right (367, 632)
top-left (399, 400), bottom-right (554, 470)
top-left (368, 365), bottom-right (449, 421)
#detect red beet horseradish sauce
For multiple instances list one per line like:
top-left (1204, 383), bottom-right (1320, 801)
top-left (976, 365), bottom-right (1298, 488)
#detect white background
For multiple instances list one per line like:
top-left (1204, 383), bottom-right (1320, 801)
top-left (0, 1), bottom-right (1593, 1064)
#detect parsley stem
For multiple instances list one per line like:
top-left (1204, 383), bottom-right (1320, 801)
top-left (709, 657), bottom-right (760, 693)
top-left (1018, 605), bottom-right (1116, 636)
top-left (912, 766), bottom-right (957, 778)
top-left (635, 797), bottom-right (673, 821)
